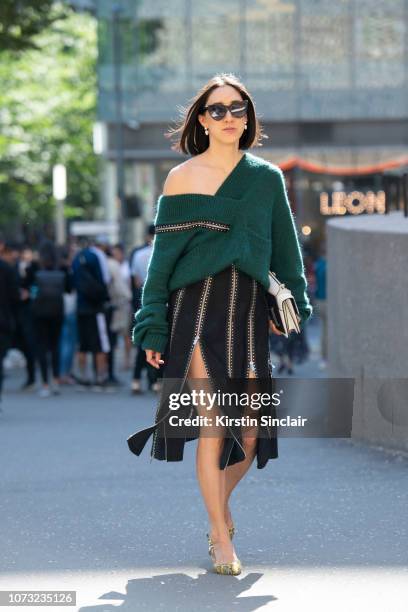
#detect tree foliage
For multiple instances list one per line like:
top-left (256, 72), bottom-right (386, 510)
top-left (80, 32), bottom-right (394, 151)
top-left (0, 5), bottom-right (98, 241)
top-left (0, 0), bottom-right (67, 53)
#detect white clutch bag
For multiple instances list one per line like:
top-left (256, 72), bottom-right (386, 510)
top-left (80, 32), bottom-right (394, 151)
top-left (267, 271), bottom-right (301, 337)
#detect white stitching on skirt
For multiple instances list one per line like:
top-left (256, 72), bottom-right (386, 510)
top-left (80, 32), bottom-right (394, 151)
top-left (246, 278), bottom-right (258, 378)
top-left (182, 276), bottom-right (213, 446)
top-left (226, 264), bottom-right (238, 378)
top-left (169, 287), bottom-right (185, 351)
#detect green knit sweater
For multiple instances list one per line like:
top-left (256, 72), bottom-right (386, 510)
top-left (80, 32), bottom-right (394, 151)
top-left (132, 151), bottom-right (313, 353)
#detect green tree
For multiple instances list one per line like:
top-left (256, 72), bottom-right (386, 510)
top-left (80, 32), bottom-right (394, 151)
top-left (0, 5), bottom-right (98, 240)
top-left (0, 1), bottom-right (66, 53)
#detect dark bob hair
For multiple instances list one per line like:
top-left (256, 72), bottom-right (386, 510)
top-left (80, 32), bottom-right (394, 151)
top-left (165, 72), bottom-right (268, 156)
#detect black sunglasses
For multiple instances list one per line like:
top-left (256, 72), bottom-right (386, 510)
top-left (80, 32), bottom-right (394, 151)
top-left (201, 100), bottom-right (249, 121)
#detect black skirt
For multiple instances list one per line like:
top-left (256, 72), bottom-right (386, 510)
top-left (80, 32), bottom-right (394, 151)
top-left (127, 264), bottom-right (278, 469)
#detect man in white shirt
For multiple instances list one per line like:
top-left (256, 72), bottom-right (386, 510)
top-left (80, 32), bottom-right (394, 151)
top-left (112, 243), bottom-right (132, 369)
top-left (130, 224), bottom-right (162, 394)
top-left (130, 232), bottom-right (154, 286)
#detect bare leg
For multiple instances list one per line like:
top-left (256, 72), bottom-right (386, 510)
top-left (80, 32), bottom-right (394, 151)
top-left (95, 352), bottom-right (107, 382)
top-left (221, 368), bottom-right (258, 530)
top-left (77, 352), bottom-right (87, 379)
top-left (123, 331), bottom-right (132, 370)
top-left (189, 341), bottom-right (236, 564)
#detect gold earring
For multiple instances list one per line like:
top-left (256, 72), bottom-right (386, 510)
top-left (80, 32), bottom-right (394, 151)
top-left (204, 127), bottom-right (209, 135)
top-left (244, 123), bottom-right (247, 130)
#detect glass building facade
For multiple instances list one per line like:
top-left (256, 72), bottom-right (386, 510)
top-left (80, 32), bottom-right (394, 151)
top-left (97, 0), bottom-right (407, 122)
top-left (92, 0), bottom-right (408, 248)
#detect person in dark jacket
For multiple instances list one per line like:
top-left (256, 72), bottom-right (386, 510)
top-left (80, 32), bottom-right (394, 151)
top-left (13, 245), bottom-right (38, 390)
top-left (71, 238), bottom-right (111, 390)
top-left (30, 240), bottom-right (70, 397)
top-left (0, 244), bottom-right (20, 406)
top-left (58, 245), bottom-right (77, 385)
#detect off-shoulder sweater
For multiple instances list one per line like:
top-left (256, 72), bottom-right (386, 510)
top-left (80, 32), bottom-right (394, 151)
top-left (132, 151), bottom-right (313, 353)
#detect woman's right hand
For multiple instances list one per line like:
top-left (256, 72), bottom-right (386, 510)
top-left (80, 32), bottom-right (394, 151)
top-left (145, 349), bottom-right (164, 369)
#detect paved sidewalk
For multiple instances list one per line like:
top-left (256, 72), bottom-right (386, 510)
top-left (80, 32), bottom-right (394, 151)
top-left (0, 340), bottom-right (407, 611)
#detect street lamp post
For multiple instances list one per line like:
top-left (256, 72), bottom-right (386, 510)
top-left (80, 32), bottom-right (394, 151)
top-left (52, 164), bottom-right (67, 245)
top-left (112, 3), bottom-right (126, 245)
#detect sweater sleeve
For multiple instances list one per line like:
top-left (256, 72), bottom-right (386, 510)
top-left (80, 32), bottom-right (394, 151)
top-left (131, 201), bottom-right (194, 353)
top-left (270, 168), bottom-right (313, 328)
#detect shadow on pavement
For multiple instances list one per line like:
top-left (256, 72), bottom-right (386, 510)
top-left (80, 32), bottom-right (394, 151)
top-left (79, 570), bottom-right (276, 611)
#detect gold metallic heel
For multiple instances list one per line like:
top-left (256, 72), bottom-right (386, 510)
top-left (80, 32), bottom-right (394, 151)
top-left (213, 559), bottom-right (242, 576)
top-left (209, 543), bottom-right (242, 576)
top-left (207, 533), bottom-right (242, 576)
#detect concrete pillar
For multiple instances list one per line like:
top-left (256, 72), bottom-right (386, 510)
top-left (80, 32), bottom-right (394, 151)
top-left (327, 211), bottom-right (408, 452)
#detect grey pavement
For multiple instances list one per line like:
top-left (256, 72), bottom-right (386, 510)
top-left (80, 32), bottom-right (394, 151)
top-left (0, 329), bottom-right (407, 611)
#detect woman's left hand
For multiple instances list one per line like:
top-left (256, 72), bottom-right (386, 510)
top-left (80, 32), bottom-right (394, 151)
top-left (269, 320), bottom-right (285, 335)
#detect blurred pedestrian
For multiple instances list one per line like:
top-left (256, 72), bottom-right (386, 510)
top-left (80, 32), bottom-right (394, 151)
top-left (58, 245), bottom-right (77, 385)
top-left (30, 240), bottom-right (69, 397)
top-left (269, 331), bottom-right (297, 375)
top-left (12, 244), bottom-right (38, 390)
top-left (112, 243), bottom-right (133, 370)
top-left (128, 233), bottom-right (151, 343)
top-left (100, 240), bottom-right (132, 385)
top-left (0, 243), bottom-right (20, 407)
top-left (71, 238), bottom-right (111, 390)
top-left (130, 223), bottom-right (162, 394)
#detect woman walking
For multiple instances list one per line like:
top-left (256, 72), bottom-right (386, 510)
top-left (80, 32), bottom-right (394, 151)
top-left (127, 73), bottom-right (313, 575)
